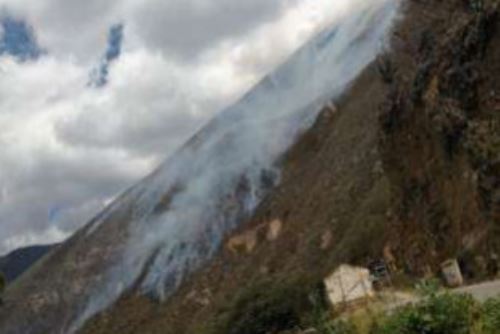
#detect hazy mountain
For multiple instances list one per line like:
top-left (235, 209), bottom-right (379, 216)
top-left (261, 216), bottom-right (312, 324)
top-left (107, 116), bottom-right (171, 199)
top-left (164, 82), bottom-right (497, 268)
top-left (0, 245), bottom-right (55, 282)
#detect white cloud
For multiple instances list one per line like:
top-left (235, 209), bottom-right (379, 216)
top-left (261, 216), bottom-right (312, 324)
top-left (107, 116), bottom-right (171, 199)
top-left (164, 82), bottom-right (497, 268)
top-left (2, 225), bottom-right (69, 252)
top-left (0, 0), bottom-right (354, 254)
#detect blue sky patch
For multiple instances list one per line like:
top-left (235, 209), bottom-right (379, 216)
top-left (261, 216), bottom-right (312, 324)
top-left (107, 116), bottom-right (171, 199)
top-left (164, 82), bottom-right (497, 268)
top-left (0, 16), bottom-right (43, 61)
top-left (89, 24), bottom-right (124, 87)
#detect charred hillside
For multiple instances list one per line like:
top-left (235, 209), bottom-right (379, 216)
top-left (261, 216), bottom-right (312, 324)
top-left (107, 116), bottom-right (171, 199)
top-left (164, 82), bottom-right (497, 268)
top-left (80, 1), bottom-right (500, 333)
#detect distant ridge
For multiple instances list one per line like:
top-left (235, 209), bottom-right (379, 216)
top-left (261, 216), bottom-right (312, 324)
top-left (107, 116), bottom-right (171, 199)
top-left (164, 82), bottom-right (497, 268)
top-left (0, 244), bottom-right (55, 282)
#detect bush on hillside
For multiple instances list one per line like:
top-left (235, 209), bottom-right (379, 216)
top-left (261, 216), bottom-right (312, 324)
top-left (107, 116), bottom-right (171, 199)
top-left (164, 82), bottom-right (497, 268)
top-left (314, 319), bottom-right (356, 334)
top-left (217, 279), bottom-right (313, 334)
top-left (481, 297), bottom-right (500, 334)
top-left (373, 293), bottom-right (479, 334)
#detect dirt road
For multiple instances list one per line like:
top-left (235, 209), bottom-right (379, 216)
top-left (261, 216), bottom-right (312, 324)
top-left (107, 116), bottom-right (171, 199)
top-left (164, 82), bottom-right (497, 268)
top-left (454, 280), bottom-right (500, 302)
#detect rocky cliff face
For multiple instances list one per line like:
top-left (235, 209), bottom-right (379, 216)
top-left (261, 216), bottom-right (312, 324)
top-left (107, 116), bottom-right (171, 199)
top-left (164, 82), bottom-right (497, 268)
top-left (379, 0), bottom-right (499, 280)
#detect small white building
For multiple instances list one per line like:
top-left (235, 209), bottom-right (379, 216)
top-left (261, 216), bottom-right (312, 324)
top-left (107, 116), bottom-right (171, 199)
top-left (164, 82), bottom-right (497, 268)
top-left (324, 264), bottom-right (374, 308)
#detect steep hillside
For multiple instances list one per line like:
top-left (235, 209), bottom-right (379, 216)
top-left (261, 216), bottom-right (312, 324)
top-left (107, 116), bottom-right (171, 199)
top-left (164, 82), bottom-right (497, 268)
top-left (80, 0), bottom-right (500, 333)
top-left (81, 58), bottom-right (391, 334)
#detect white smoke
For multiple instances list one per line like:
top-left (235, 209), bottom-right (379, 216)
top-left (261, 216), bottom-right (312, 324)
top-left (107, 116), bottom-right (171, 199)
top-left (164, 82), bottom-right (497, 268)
top-left (71, 0), bottom-right (400, 331)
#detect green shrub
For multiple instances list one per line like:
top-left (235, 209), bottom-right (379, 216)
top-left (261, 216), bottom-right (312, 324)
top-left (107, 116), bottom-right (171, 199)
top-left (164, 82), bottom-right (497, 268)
top-left (374, 293), bottom-right (479, 334)
top-left (217, 279), bottom-right (312, 334)
top-left (415, 278), bottom-right (442, 297)
top-left (481, 297), bottom-right (500, 334)
top-left (307, 302), bottom-right (356, 334)
top-left (319, 319), bottom-right (357, 334)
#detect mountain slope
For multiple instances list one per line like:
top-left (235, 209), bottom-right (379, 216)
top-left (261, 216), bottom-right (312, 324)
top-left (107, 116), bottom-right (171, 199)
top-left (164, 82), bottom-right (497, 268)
top-left (80, 0), bottom-right (500, 333)
top-left (81, 54), bottom-right (392, 334)
top-left (0, 1), bottom-right (399, 333)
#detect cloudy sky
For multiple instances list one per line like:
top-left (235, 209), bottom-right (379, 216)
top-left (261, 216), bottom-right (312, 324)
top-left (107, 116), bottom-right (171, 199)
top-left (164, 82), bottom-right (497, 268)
top-left (0, 0), bottom-right (349, 255)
